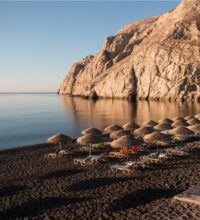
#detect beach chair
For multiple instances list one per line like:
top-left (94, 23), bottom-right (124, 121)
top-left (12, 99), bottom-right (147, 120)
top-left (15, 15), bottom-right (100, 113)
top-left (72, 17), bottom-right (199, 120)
top-left (110, 164), bottom-right (133, 173)
top-left (140, 151), bottom-right (168, 164)
top-left (44, 153), bottom-right (57, 159)
top-left (109, 151), bottom-right (127, 158)
top-left (125, 161), bottom-right (146, 169)
top-left (89, 153), bottom-right (108, 164)
top-left (73, 156), bottom-right (93, 166)
top-left (165, 148), bottom-right (185, 156)
top-left (110, 161), bottom-right (145, 173)
top-left (74, 153), bottom-right (108, 166)
top-left (58, 150), bottom-right (69, 156)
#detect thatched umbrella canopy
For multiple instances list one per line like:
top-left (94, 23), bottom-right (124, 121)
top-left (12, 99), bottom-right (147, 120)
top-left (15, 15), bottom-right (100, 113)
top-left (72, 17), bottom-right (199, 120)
top-left (195, 114), bottom-right (200, 119)
top-left (171, 120), bottom-right (189, 128)
top-left (184, 116), bottom-right (194, 121)
top-left (77, 134), bottom-right (103, 155)
top-left (169, 126), bottom-right (194, 140)
top-left (158, 118), bottom-right (173, 124)
top-left (110, 135), bottom-right (140, 148)
top-left (77, 134), bottom-right (102, 145)
top-left (104, 124), bottom-right (123, 134)
top-left (134, 126), bottom-right (154, 138)
top-left (122, 121), bottom-right (140, 130)
top-left (188, 124), bottom-right (200, 135)
top-left (47, 133), bottom-right (72, 144)
top-left (187, 118), bottom-right (200, 125)
top-left (172, 117), bottom-right (186, 122)
top-left (154, 123), bottom-right (172, 131)
top-left (81, 127), bottom-right (102, 136)
top-left (110, 129), bottom-right (131, 140)
top-left (142, 120), bottom-right (158, 127)
top-left (144, 131), bottom-right (172, 146)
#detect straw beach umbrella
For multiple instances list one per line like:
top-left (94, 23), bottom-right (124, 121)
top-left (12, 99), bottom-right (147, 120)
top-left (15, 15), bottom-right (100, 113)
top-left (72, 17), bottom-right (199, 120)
top-left (111, 135), bottom-right (140, 148)
top-left (134, 126), bottom-right (154, 138)
top-left (144, 131), bottom-right (172, 146)
top-left (122, 121), bottom-right (140, 131)
top-left (187, 118), bottom-right (200, 125)
top-left (154, 123), bottom-right (172, 131)
top-left (187, 124), bottom-right (200, 136)
top-left (110, 129), bottom-right (131, 140)
top-left (81, 127), bottom-right (102, 135)
top-left (47, 133), bottom-right (72, 149)
top-left (169, 126), bottom-right (194, 140)
top-left (143, 120), bottom-right (158, 127)
top-left (184, 116), bottom-right (194, 121)
top-left (171, 120), bottom-right (189, 128)
top-left (77, 134), bottom-right (102, 155)
top-left (173, 117), bottom-right (186, 122)
top-left (158, 118), bottom-right (173, 124)
top-left (104, 124), bottom-right (123, 134)
top-left (194, 114), bottom-right (200, 120)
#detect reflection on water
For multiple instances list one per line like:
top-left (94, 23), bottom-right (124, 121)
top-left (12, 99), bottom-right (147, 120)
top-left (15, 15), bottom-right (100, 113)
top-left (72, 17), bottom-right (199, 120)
top-left (60, 96), bottom-right (200, 130)
top-left (0, 93), bottom-right (200, 150)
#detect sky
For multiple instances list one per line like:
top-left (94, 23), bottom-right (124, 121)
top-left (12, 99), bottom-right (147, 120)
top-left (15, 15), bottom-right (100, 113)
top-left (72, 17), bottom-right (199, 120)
top-left (0, 0), bottom-right (181, 93)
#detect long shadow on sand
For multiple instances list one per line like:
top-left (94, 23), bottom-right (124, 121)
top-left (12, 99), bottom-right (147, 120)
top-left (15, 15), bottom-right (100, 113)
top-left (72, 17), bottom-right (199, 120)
top-left (109, 188), bottom-right (181, 212)
top-left (0, 196), bottom-right (90, 218)
top-left (70, 177), bottom-right (136, 191)
top-left (40, 169), bottom-right (83, 180)
top-left (0, 185), bottom-right (27, 197)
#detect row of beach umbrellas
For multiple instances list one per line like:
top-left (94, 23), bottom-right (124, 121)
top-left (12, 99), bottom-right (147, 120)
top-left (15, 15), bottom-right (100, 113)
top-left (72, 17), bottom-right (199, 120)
top-left (47, 114), bottom-right (200, 148)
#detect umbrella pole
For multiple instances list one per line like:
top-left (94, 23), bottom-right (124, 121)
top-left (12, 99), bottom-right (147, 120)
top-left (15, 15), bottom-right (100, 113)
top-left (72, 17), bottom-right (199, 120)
top-left (89, 144), bottom-right (92, 156)
top-left (59, 142), bottom-right (62, 150)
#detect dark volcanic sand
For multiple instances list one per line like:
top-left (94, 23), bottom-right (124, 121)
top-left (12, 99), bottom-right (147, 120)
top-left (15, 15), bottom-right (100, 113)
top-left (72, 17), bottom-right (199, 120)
top-left (0, 143), bottom-right (200, 220)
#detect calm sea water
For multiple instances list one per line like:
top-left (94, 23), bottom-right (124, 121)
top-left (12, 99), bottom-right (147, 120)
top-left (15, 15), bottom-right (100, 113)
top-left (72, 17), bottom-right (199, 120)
top-left (0, 93), bottom-right (200, 150)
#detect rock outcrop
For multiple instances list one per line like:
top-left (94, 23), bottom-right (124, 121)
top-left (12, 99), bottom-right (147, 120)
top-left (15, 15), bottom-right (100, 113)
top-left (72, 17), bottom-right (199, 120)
top-left (59, 0), bottom-right (200, 101)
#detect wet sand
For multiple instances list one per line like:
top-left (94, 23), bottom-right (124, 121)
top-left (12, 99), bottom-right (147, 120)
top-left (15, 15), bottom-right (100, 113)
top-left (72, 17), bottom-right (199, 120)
top-left (0, 143), bottom-right (200, 219)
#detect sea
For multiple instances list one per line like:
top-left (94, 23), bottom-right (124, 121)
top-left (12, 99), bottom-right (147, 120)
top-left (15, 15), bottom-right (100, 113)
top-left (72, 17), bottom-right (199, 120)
top-left (0, 93), bottom-right (200, 150)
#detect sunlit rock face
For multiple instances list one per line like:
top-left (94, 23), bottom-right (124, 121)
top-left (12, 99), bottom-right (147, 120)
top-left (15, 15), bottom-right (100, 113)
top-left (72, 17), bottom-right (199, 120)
top-left (59, 0), bottom-right (200, 101)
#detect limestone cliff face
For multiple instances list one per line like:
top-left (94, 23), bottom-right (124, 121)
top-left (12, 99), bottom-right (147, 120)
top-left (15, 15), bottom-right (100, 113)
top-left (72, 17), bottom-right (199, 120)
top-left (59, 0), bottom-right (200, 101)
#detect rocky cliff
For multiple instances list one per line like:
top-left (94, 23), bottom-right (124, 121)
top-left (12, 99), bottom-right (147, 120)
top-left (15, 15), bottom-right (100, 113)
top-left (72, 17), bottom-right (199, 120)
top-left (59, 0), bottom-right (200, 101)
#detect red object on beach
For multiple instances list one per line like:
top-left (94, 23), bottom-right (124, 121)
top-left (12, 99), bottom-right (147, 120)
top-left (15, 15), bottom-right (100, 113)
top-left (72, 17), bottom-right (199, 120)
top-left (120, 146), bottom-right (139, 154)
top-left (131, 146), bottom-right (139, 151)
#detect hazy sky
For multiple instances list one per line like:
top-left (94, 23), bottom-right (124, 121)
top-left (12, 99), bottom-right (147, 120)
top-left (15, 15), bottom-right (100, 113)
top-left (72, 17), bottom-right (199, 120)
top-left (0, 1), bottom-right (180, 93)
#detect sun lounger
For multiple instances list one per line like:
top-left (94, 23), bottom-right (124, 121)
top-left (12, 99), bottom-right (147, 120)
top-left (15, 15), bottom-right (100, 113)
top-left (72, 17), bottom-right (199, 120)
top-left (58, 150), bottom-right (69, 156)
top-left (109, 151), bottom-right (127, 158)
top-left (44, 153), bottom-right (57, 159)
top-left (110, 161), bottom-right (145, 173)
top-left (165, 148), bottom-right (185, 156)
top-left (89, 153), bottom-right (108, 163)
top-left (73, 156), bottom-right (93, 166)
top-left (125, 161), bottom-right (146, 168)
top-left (140, 151), bottom-right (168, 164)
top-left (74, 153), bottom-right (107, 166)
top-left (44, 149), bottom-right (69, 159)
top-left (110, 164), bottom-right (132, 173)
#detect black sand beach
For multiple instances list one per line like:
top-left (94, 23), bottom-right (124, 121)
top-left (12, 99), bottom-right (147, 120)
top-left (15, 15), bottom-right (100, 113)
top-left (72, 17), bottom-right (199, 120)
top-left (0, 143), bottom-right (200, 219)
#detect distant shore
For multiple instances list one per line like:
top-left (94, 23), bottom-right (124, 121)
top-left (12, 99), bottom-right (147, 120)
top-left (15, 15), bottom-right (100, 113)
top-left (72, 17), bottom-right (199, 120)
top-left (0, 142), bottom-right (200, 219)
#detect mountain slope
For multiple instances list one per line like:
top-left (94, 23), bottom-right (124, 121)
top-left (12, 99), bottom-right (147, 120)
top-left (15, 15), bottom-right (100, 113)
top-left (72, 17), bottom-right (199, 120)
top-left (59, 0), bottom-right (200, 101)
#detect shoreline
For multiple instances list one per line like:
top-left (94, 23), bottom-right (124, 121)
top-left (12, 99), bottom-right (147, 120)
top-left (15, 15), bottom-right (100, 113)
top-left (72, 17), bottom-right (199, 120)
top-left (0, 141), bottom-right (200, 219)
